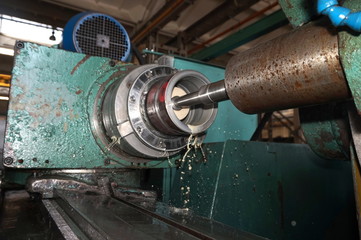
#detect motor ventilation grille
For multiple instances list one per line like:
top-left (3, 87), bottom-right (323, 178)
top-left (63, 12), bottom-right (131, 61)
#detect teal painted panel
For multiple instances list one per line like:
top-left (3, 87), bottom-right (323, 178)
top-left (4, 42), bottom-right (177, 169)
top-left (172, 57), bottom-right (257, 142)
top-left (167, 142), bottom-right (225, 217)
top-left (212, 141), bottom-right (281, 239)
top-left (279, 0), bottom-right (317, 27)
top-left (339, 1), bottom-right (361, 113)
top-left (169, 141), bottom-right (357, 239)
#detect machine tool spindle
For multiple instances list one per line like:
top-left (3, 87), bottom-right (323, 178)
top-left (172, 80), bottom-right (229, 109)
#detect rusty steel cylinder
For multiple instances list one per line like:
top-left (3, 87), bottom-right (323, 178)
top-left (225, 21), bottom-right (351, 114)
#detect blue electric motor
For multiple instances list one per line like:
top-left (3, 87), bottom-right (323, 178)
top-left (62, 12), bottom-right (131, 61)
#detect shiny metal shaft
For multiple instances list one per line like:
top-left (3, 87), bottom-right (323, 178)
top-left (172, 80), bottom-right (229, 109)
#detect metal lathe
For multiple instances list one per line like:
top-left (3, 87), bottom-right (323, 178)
top-left (2, 1), bottom-right (361, 239)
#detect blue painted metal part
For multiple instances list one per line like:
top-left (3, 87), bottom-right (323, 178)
top-left (318, 0), bottom-right (361, 31)
top-left (62, 12), bottom-right (131, 61)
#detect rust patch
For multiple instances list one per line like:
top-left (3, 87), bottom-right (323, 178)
top-left (71, 55), bottom-right (91, 75)
top-left (294, 81), bottom-right (302, 88)
top-left (314, 131), bottom-right (345, 159)
top-left (75, 90), bottom-right (82, 95)
top-left (319, 131), bottom-right (334, 142)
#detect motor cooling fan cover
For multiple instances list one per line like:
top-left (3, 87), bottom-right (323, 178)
top-left (62, 12), bottom-right (131, 61)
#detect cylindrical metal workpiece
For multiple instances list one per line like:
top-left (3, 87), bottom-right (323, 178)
top-left (147, 70), bottom-right (218, 135)
top-left (225, 20), bottom-right (351, 114)
top-left (173, 80), bottom-right (229, 109)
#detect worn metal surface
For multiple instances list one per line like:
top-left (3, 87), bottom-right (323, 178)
top-left (3, 168), bottom-right (141, 187)
top-left (225, 20), bottom-right (350, 114)
top-left (300, 103), bottom-right (350, 160)
top-left (339, 1), bottom-right (361, 114)
top-left (0, 116), bottom-right (6, 168)
top-left (0, 190), bottom-right (65, 239)
top-left (159, 55), bottom-right (257, 142)
top-left (116, 197), bottom-right (268, 240)
top-left (26, 176), bottom-right (105, 198)
top-left (279, 0), bottom-right (317, 27)
top-left (190, 10), bottom-right (289, 61)
top-left (112, 186), bottom-right (157, 202)
top-left (350, 145), bottom-right (361, 238)
top-left (42, 199), bottom-right (80, 240)
top-left (3, 42), bottom-right (181, 168)
top-left (168, 140), bottom-right (357, 240)
top-left (26, 173), bottom-right (156, 201)
top-left (349, 105), bottom-right (361, 167)
top-left (54, 190), bottom-right (266, 240)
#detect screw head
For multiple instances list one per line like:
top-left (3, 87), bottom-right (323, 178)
top-left (16, 41), bottom-right (24, 49)
top-left (109, 60), bottom-right (116, 67)
top-left (4, 157), bottom-right (14, 165)
top-left (104, 159), bottom-right (110, 165)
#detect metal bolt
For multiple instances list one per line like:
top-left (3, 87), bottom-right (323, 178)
top-left (104, 159), bottom-right (110, 165)
top-left (136, 126), bottom-right (142, 133)
top-left (16, 41), bottom-right (24, 49)
top-left (130, 95), bottom-right (136, 102)
top-left (175, 159), bottom-right (180, 167)
top-left (109, 60), bottom-right (116, 67)
top-left (4, 157), bottom-right (13, 165)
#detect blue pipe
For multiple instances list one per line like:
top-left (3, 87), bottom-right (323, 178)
top-left (318, 0), bottom-right (361, 32)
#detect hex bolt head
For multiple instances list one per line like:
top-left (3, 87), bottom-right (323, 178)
top-left (4, 157), bottom-right (14, 165)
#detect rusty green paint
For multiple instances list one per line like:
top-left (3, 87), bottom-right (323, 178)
top-left (279, 0), bottom-right (317, 27)
top-left (300, 104), bottom-right (350, 160)
top-left (4, 42), bottom-right (178, 169)
top-left (339, 1), bottom-right (361, 113)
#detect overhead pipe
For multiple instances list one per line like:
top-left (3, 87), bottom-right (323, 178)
top-left (132, 0), bottom-right (185, 44)
top-left (188, 2), bottom-right (279, 55)
top-left (189, 10), bottom-right (288, 61)
top-left (165, 0), bottom-right (258, 47)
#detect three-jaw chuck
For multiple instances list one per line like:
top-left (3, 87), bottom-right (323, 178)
top-left (97, 65), bottom-right (218, 159)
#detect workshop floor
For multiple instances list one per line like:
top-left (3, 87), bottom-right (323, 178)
top-left (0, 190), bottom-right (63, 240)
